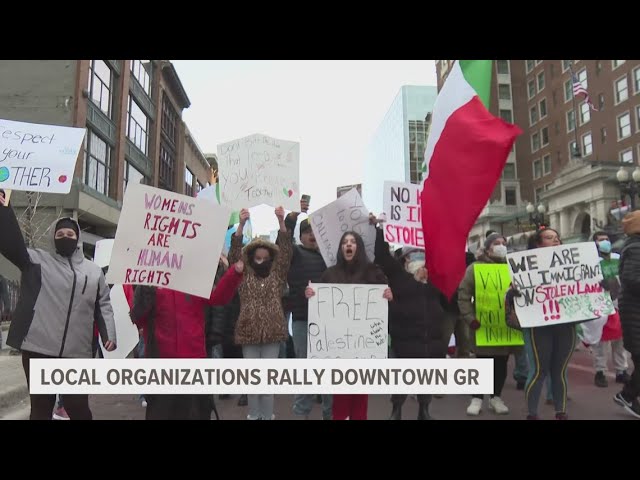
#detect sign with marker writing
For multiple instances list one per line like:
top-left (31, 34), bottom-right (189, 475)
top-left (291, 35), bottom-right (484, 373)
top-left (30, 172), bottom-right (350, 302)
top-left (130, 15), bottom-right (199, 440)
top-left (307, 283), bottom-right (389, 359)
top-left (0, 118), bottom-right (86, 194)
top-left (106, 183), bottom-right (232, 298)
top-left (506, 242), bottom-right (614, 328)
top-left (382, 181), bottom-right (424, 248)
top-left (474, 264), bottom-right (524, 346)
top-left (309, 188), bottom-right (376, 267)
top-left (216, 133), bottom-right (300, 212)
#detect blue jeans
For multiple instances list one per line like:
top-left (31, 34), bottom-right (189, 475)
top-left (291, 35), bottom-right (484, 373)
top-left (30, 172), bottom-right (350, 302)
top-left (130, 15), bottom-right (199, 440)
top-left (513, 350), bottom-right (529, 383)
top-left (291, 321), bottom-right (332, 419)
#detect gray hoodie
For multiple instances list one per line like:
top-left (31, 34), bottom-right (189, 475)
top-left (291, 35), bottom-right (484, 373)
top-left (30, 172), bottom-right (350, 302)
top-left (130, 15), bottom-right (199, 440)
top-left (0, 209), bottom-right (116, 358)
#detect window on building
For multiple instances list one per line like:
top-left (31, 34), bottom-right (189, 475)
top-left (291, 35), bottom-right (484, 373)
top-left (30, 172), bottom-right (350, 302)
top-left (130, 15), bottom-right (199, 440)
top-left (530, 106), bottom-right (538, 125)
top-left (503, 163), bottom-right (516, 179)
top-left (131, 60), bottom-right (151, 96)
top-left (124, 161), bottom-right (145, 192)
top-left (618, 112), bottom-right (631, 139)
top-left (185, 168), bottom-right (194, 197)
top-left (537, 71), bottom-right (545, 91)
top-left (582, 132), bottom-right (593, 157)
top-left (499, 109), bottom-right (513, 123)
top-left (543, 154), bottom-right (551, 175)
top-left (531, 132), bottom-right (540, 152)
top-left (601, 127), bottom-right (607, 144)
top-left (541, 127), bottom-right (549, 146)
top-left (197, 181), bottom-right (204, 192)
top-left (526, 60), bottom-right (535, 73)
top-left (497, 60), bottom-right (509, 74)
top-left (528, 80), bottom-right (536, 99)
top-left (535, 60), bottom-right (543, 66)
top-left (634, 67), bottom-right (640, 94)
top-left (615, 76), bottom-right (629, 104)
top-left (505, 187), bottom-right (517, 206)
top-left (569, 140), bottom-right (579, 158)
top-left (87, 60), bottom-right (113, 117)
top-left (126, 95), bottom-right (149, 154)
top-left (539, 98), bottom-right (547, 118)
top-left (613, 60), bottom-right (626, 69)
top-left (533, 160), bottom-right (542, 179)
top-left (162, 96), bottom-right (179, 146)
top-left (580, 102), bottom-right (591, 124)
top-left (577, 68), bottom-right (588, 88)
top-left (159, 144), bottom-right (176, 191)
top-left (498, 84), bottom-right (511, 100)
top-left (84, 129), bottom-right (111, 196)
top-left (620, 149), bottom-right (634, 164)
top-left (564, 79), bottom-right (572, 102)
top-left (562, 60), bottom-right (572, 71)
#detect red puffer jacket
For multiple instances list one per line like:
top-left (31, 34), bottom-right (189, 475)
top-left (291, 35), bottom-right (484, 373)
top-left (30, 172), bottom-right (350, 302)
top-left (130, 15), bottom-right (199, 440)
top-left (132, 267), bottom-right (242, 358)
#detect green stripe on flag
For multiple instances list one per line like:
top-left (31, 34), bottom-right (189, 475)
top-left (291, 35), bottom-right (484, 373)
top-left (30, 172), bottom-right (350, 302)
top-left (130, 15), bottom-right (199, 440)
top-left (459, 60), bottom-right (493, 109)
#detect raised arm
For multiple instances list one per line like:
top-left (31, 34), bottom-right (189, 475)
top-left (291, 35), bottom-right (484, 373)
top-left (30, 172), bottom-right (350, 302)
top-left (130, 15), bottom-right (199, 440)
top-left (209, 261), bottom-right (244, 306)
top-left (0, 197), bottom-right (31, 270)
top-left (229, 208), bottom-right (250, 265)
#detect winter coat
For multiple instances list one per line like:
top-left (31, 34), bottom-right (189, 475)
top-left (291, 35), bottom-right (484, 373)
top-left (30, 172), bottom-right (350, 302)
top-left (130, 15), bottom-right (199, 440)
top-left (618, 235), bottom-right (640, 355)
top-left (130, 266), bottom-right (242, 358)
top-left (457, 253), bottom-right (523, 357)
top-left (0, 206), bottom-right (115, 358)
top-left (373, 228), bottom-right (447, 357)
top-left (287, 246), bottom-right (326, 323)
top-left (205, 262), bottom-right (228, 349)
top-left (229, 231), bottom-right (293, 345)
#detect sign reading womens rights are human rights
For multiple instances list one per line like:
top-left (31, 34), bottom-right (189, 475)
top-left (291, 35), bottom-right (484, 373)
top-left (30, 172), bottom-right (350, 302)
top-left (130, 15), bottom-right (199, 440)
top-left (106, 183), bottom-right (231, 298)
top-left (506, 242), bottom-right (615, 328)
top-left (0, 118), bottom-right (86, 194)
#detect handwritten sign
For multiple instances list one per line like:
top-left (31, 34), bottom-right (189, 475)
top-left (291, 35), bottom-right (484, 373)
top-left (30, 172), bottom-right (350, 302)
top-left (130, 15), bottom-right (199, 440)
top-left (474, 264), bottom-right (524, 346)
top-left (0, 118), bottom-right (86, 194)
top-left (382, 181), bottom-right (424, 248)
top-left (506, 242), bottom-right (615, 328)
top-left (307, 283), bottom-right (388, 359)
top-left (99, 285), bottom-right (140, 359)
top-left (309, 188), bottom-right (376, 267)
top-left (106, 183), bottom-right (232, 298)
top-left (217, 133), bottom-right (300, 211)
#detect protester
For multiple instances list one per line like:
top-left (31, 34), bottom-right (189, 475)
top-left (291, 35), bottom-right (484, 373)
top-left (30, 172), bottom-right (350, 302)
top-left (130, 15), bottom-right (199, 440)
top-left (458, 233), bottom-right (520, 416)
top-left (130, 260), bottom-right (244, 420)
top-left (305, 231), bottom-right (393, 420)
top-left (229, 206), bottom-right (292, 420)
top-left (614, 211), bottom-right (640, 418)
top-left (371, 214), bottom-right (446, 420)
top-left (0, 195), bottom-right (116, 420)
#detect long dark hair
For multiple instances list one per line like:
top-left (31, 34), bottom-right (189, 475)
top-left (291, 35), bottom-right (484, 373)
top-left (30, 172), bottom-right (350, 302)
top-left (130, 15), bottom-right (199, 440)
top-left (336, 231), bottom-right (369, 272)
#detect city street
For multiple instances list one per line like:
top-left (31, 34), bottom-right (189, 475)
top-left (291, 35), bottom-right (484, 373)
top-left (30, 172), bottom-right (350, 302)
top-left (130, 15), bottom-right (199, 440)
top-left (75, 347), bottom-right (635, 421)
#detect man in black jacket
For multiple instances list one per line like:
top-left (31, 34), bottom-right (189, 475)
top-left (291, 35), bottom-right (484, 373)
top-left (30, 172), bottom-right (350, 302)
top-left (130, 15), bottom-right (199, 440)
top-left (371, 215), bottom-right (447, 420)
top-left (614, 211), bottom-right (640, 418)
top-left (283, 213), bottom-right (332, 420)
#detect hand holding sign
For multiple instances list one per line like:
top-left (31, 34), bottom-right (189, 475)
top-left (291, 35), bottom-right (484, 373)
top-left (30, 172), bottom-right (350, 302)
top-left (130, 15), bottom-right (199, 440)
top-left (239, 208), bottom-right (250, 226)
top-left (305, 281), bottom-right (315, 299)
top-left (275, 206), bottom-right (285, 221)
top-left (103, 340), bottom-right (117, 351)
top-left (235, 260), bottom-right (245, 274)
top-left (383, 288), bottom-right (393, 301)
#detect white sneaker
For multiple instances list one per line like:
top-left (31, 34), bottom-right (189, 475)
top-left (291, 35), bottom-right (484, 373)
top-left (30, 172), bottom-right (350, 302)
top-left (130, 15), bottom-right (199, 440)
top-left (489, 396), bottom-right (509, 415)
top-left (466, 398), bottom-right (483, 416)
top-left (141, 399), bottom-right (148, 408)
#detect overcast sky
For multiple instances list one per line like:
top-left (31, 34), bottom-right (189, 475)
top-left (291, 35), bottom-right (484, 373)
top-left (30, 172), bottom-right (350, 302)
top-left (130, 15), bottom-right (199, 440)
top-left (172, 60), bottom-right (437, 234)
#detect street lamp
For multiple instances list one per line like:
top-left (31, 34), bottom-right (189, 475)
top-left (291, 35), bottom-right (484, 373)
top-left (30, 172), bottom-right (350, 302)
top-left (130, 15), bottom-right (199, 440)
top-left (526, 202), bottom-right (547, 229)
top-left (616, 166), bottom-right (640, 211)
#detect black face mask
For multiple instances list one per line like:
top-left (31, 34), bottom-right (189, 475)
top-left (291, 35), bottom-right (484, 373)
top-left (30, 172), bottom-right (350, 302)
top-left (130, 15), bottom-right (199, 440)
top-left (251, 260), bottom-right (272, 278)
top-left (55, 237), bottom-right (78, 257)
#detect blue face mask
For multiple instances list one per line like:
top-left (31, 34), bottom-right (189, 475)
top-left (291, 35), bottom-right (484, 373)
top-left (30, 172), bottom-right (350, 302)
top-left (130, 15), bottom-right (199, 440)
top-left (598, 240), bottom-right (612, 254)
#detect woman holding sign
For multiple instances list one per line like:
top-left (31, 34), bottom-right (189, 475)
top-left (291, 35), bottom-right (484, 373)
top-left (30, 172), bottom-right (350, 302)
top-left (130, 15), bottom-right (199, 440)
top-left (305, 231), bottom-right (393, 420)
top-left (458, 233), bottom-right (522, 417)
top-left (229, 206), bottom-right (293, 421)
top-left (0, 195), bottom-right (116, 420)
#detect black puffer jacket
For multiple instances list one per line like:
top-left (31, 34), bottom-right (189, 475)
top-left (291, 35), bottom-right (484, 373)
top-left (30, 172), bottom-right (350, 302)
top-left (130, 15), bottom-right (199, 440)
top-left (374, 228), bottom-right (447, 358)
top-left (619, 235), bottom-right (640, 355)
top-left (287, 246), bottom-right (326, 322)
top-left (205, 262), bottom-right (228, 351)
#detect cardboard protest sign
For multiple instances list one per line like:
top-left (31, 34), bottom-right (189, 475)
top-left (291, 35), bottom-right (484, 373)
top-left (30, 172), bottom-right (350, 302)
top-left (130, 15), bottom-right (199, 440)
top-left (307, 283), bottom-right (389, 359)
top-left (106, 183), bottom-right (231, 298)
top-left (309, 188), bottom-right (376, 267)
top-left (0, 118), bottom-right (85, 194)
top-left (474, 264), bottom-right (524, 346)
top-left (506, 242), bottom-right (615, 328)
top-left (217, 133), bottom-right (300, 211)
top-left (382, 181), bottom-right (424, 248)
